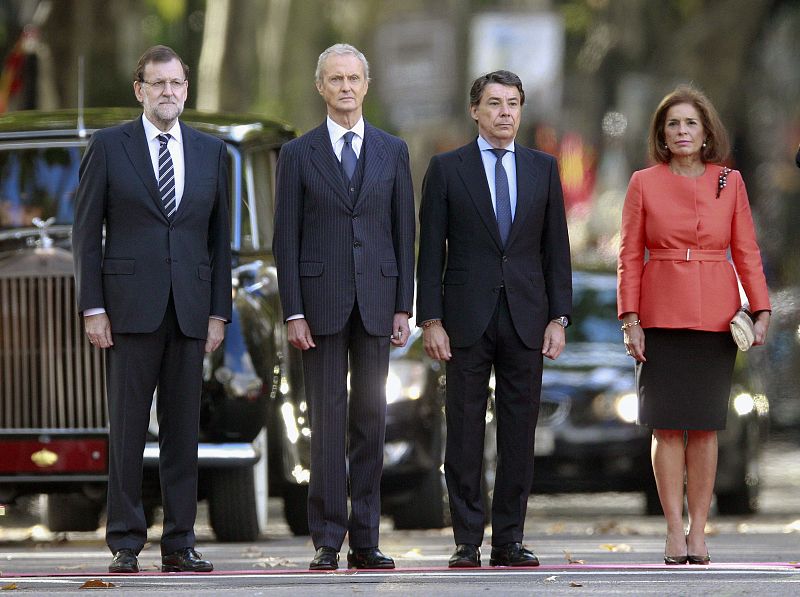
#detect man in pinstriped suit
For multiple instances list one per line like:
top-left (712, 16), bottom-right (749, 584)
top-left (272, 43), bottom-right (415, 571)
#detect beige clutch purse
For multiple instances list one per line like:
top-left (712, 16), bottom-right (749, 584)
top-left (730, 307), bottom-right (755, 351)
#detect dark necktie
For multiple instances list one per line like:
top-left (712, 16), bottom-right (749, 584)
top-left (491, 148), bottom-right (511, 246)
top-left (341, 131), bottom-right (357, 181)
top-left (157, 134), bottom-right (177, 219)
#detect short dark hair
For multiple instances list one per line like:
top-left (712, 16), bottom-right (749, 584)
top-left (648, 84), bottom-right (729, 164)
top-left (469, 70), bottom-right (525, 108)
top-left (134, 45), bottom-right (189, 82)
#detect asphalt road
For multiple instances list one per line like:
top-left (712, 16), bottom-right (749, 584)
top-left (2, 441), bottom-right (800, 595)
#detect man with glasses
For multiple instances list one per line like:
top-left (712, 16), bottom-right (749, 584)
top-left (73, 45), bottom-right (231, 574)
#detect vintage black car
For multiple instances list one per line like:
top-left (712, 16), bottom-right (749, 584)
top-left (376, 270), bottom-right (770, 524)
top-left (0, 108), bottom-right (307, 541)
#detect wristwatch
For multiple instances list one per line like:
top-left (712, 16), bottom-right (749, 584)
top-left (551, 316), bottom-right (569, 328)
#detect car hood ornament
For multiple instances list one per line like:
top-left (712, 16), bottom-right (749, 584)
top-left (32, 216), bottom-right (56, 248)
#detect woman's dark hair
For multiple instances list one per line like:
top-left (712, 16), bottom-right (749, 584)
top-left (469, 70), bottom-right (525, 107)
top-left (648, 84), bottom-right (729, 164)
top-left (134, 45), bottom-right (189, 82)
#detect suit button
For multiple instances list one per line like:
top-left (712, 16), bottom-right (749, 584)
top-left (353, 241), bottom-right (361, 248)
top-left (169, 225), bottom-right (175, 231)
top-left (502, 256), bottom-right (508, 262)
top-left (352, 215), bottom-right (358, 220)
top-left (350, 187), bottom-right (356, 192)
top-left (165, 258), bottom-right (171, 264)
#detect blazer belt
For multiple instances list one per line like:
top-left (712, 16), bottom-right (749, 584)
top-left (648, 248), bottom-right (728, 262)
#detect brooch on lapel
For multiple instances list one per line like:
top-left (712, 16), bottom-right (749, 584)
top-left (716, 167), bottom-right (731, 198)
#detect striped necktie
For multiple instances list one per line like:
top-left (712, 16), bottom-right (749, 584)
top-left (157, 134), bottom-right (176, 219)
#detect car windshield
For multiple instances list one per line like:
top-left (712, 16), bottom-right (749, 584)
top-left (0, 146), bottom-right (81, 229)
top-left (569, 276), bottom-right (620, 343)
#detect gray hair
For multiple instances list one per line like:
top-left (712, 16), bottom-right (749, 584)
top-left (315, 43), bottom-right (370, 84)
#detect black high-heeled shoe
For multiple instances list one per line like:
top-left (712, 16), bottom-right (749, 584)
top-left (688, 553), bottom-right (710, 565)
top-left (664, 539), bottom-right (688, 565)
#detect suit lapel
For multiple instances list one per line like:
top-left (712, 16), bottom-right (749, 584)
top-left (309, 122), bottom-right (351, 208)
top-left (356, 122), bottom-right (386, 207)
top-left (121, 117), bottom-right (170, 221)
top-left (176, 122), bottom-right (197, 223)
top-left (456, 140), bottom-right (503, 249)
top-left (506, 146), bottom-right (539, 247)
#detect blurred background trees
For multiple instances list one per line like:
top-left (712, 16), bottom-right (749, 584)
top-left (0, 0), bottom-right (798, 283)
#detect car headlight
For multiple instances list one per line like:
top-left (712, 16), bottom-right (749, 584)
top-left (385, 360), bottom-right (428, 404)
top-left (733, 392), bottom-right (755, 416)
top-left (592, 392), bottom-right (638, 423)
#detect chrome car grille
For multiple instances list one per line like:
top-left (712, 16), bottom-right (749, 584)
top-left (0, 270), bottom-right (106, 430)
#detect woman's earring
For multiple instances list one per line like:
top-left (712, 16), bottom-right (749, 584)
top-left (702, 140), bottom-right (708, 147)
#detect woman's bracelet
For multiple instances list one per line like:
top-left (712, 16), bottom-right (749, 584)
top-left (620, 319), bottom-right (641, 330)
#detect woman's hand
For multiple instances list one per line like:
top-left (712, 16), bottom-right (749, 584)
top-left (621, 313), bottom-right (646, 362)
top-left (753, 311), bottom-right (771, 346)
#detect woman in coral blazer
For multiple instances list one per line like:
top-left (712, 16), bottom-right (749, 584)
top-left (617, 85), bottom-right (770, 566)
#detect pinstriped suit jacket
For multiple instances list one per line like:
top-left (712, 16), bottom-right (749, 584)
top-left (272, 121), bottom-right (415, 336)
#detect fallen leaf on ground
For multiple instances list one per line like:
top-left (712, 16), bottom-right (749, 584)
top-left (403, 549), bottom-right (422, 557)
top-left (570, 581), bottom-right (583, 587)
top-left (254, 558), bottom-right (293, 568)
top-left (79, 579), bottom-right (115, 589)
top-left (563, 549), bottom-right (585, 564)
top-left (241, 546), bottom-right (265, 558)
top-left (2, 584), bottom-right (17, 591)
top-left (599, 543), bottom-right (631, 553)
top-left (544, 575), bottom-right (558, 583)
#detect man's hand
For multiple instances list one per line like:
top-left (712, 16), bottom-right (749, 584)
top-left (541, 321), bottom-right (566, 360)
top-left (205, 318), bottom-right (226, 353)
top-left (288, 318), bottom-right (316, 351)
top-left (391, 313), bottom-right (411, 347)
top-left (422, 321), bottom-right (452, 361)
top-left (84, 313), bottom-right (113, 349)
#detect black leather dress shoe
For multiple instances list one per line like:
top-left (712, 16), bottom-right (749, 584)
top-left (161, 547), bottom-right (214, 572)
top-left (309, 546), bottom-right (339, 570)
top-left (347, 547), bottom-right (395, 569)
top-left (489, 542), bottom-right (540, 567)
top-left (109, 548), bottom-right (139, 573)
top-left (448, 544), bottom-right (481, 568)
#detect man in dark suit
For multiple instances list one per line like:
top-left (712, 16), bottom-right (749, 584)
top-left (72, 45), bottom-right (230, 574)
top-left (272, 43), bottom-right (415, 571)
top-left (416, 70), bottom-right (572, 568)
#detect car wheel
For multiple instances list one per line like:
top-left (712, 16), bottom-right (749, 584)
top-left (46, 493), bottom-right (102, 532)
top-left (283, 483), bottom-right (310, 536)
top-left (392, 466), bottom-right (450, 530)
top-left (208, 429), bottom-right (269, 542)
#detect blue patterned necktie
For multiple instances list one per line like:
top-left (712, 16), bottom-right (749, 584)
top-left (491, 148), bottom-right (511, 246)
top-left (157, 134), bottom-right (176, 219)
top-left (341, 131), bottom-right (357, 181)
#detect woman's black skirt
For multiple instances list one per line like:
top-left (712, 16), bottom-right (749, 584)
top-left (636, 328), bottom-right (737, 430)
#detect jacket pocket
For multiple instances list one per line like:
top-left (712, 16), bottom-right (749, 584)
top-left (444, 269), bottom-right (467, 285)
top-left (299, 262), bottom-right (324, 277)
top-left (102, 258), bottom-right (135, 275)
top-left (198, 265), bottom-right (212, 281)
top-left (380, 261), bottom-right (398, 277)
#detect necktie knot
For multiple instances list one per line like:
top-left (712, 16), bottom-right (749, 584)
top-left (343, 131), bottom-right (355, 144)
top-left (490, 148), bottom-right (507, 161)
top-left (158, 133), bottom-right (171, 147)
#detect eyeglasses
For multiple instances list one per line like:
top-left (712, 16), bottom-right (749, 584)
top-left (139, 79), bottom-right (187, 93)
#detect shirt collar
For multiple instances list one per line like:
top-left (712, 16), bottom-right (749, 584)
top-left (326, 115), bottom-right (365, 144)
top-left (142, 114), bottom-right (182, 144)
top-left (477, 135), bottom-right (515, 154)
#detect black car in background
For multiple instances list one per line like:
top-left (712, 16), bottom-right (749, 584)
top-left (0, 108), bottom-right (307, 541)
top-left (379, 271), bottom-right (770, 523)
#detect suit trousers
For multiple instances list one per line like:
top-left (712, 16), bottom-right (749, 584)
top-left (302, 305), bottom-right (390, 550)
top-left (104, 294), bottom-right (205, 555)
top-left (444, 289), bottom-right (543, 546)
